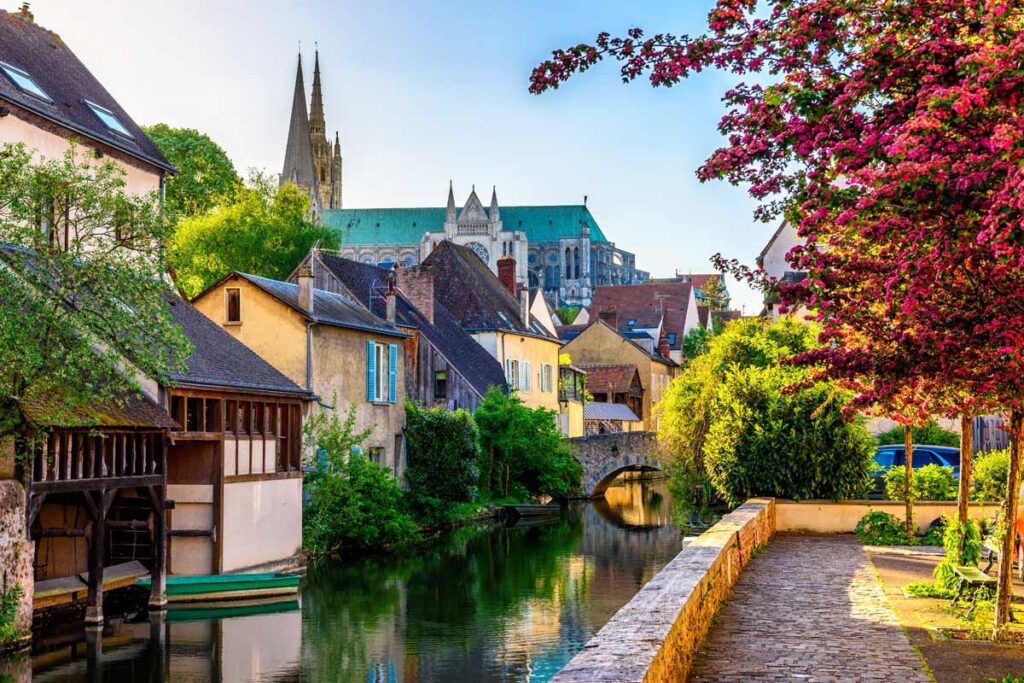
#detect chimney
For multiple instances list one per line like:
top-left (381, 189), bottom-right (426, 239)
top-left (520, 288), bottom-right (531, 330)
top-left (598, 306), bottom-right (618, 329)
top-left (396, 267), bottom-right (434, 324)
top-left (385, 266), bottom-right (397, 324)
top-left (497, 255), bottom-right (516, 296)
top-left (18, 3), bottom-right (33, 22)
top-left (659, 331), bottom-right (671, 360)
top-left (297, 264), bottom-right (314, 313)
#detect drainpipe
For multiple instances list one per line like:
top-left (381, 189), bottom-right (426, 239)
top-left (306, 322), bottom-right (314, 392)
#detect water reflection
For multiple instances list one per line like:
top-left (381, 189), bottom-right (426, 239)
top-left (20, 476), bottom-right (682, 683)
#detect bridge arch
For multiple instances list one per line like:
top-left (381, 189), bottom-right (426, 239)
top-left (568, 432), bottom-right (662, 498)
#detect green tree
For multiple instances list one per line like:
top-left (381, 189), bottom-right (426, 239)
top-left (0, 142), bottom-right (190, 444)
top-left (475, 387), bottom-right (582, 500)
top-left (679, 327), bottom-right (712, 361)
top-left (876, 421), bottom-right (960, 448)
top-left (658, 318), bottom-right (873, 507)
top-left (554, 305), bottom-right (580, 325)
top-left (169, 173), bottom-right (339, 297)
top-left (403, 401), bottom-right (480, 526)
top-left (699, 276), bottom-right (729, 312)
top-left (143, 124), bottom-right (240, 219)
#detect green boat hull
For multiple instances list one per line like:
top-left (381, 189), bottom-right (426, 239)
top-left (137, 572), bottom-right (301, 602)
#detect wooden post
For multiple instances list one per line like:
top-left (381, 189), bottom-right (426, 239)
top-left (148, 484), bottom-right (167, 611)
top-left (84, 490), bottom-right (106, 627)
top-left (958, 415), bottom-right (974, 531)
top-left (995, 411), bottom-right (1022, 632)
top-left (904, 425), bottom-right (914, 537)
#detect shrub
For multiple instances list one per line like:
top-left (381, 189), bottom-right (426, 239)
top-left (0, 585), bottom-right (23, 644)
top-left (302, 405), bottom-right (419, 556)
top-left (883, 464), bottom-right (956, 502)
top-left (404, 401), bottom-right (481, 526)
top-left (855, 511), bottom-right (911, 545)
top-left (934, 516), bottom-right (982, 590)
top-left (905, 581), bottom-right (955, 599)
top-left (876, 420), bottom-right (960, 448)
top-left (972, 448), bottom-right (1009, 502)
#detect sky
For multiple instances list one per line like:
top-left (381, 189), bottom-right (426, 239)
top-left (27, 0), bottom-right (769, 313)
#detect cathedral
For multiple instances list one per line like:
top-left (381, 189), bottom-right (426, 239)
top-left (280, 50), bottom-right (342, 218)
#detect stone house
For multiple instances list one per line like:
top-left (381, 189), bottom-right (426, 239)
top-left (191, 271), bottom-right (410, 476)
top-left (589, 282), bottom-right (701, 364)
top-left (560, 320), bottom-right (678, 431)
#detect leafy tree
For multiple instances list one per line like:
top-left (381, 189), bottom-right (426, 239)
top-left (699, 276), bottom-right (729, 312)
top-left (143, 124), bottom-right (240, 219)
top-left (302, 403), bottom-right (418, 555)
top-left (475, 387), bottom-right (582, 500)
top-left (876, 421), bottom-right (960, 448)
top-left (554, 305), bottom-right (580, 325)
top-left (972, 449), bottom-right (1009, 503)
top-left (0, 143), bottom-right (190, 445)
top-left (169, 173), bottom-right (339, 297)
top-left (883, 465), bottom-right (956, 503)
top-left (403, 401), bottom-right (480, 526)
top-left (679, 327), bottom-right (712, 361)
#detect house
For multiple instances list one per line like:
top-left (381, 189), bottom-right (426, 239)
top-left (162, 295), bottom-right (313, 576)
top-left (584, 402), bottom-right (643, 435)
top-left (530, 288), bottom-right (559, 337)
top-left (589, 282), bottom-right (701, 364)
top-left (571, 307), bottom-right (590, 325)
top-left (557, 365), bottom-right (587, 437)
top-left (414, 241), bottom-right (563, 412)
top-left (191, 270), bottom-right (410, 477)
top-left (0, 6), bottom-right (175, 206)
top-left (650, 271), bottom-right (730, 308)
top-left (579, 364), bottom-right (644, 423)
top-left (757, 220), bottom-right (807, 320)
top-left (289, 248), bottom-right (508, 412)
top-left (560, 320), bottom-right (678, 431)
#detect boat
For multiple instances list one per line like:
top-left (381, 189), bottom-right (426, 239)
top-left (163, 596), bottom-right (300, 622)
top-left (136, 572), bottom-right (302, 603)
top-left (501, 503), bottom-right (563, 523)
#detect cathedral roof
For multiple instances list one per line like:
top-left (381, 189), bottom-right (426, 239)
top-left (324, 205), bottom-right (610, 246)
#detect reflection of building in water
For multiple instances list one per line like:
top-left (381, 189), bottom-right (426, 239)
top-left (597, 473), bottom-right (674, 528)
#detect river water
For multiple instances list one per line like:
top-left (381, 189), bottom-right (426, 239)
top-left (22, 475), bottom-right (682, 682)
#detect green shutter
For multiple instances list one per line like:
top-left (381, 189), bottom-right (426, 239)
top-left (388, 344), bottom-right (398, 403)
top-left (366, 340), bottom-right (376, 402)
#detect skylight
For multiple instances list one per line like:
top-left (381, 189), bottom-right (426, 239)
top-left (85, 100), bottom-right (133, 138)
top-left (496, 311), bottom-right (512, 328)
top-left (627, 319), bottom-right (636, 326)
top-left (0, 61), bottom-right (50, 102)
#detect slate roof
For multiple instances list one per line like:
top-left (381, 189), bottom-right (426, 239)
top-left (21, 385), bottom-right (178, 430)
top-left (579, 364), bottom-right (641, 395)
top-left (230, 272), bottom-right (408, 338)
top-left (0, 9), bottom-right (174, 173)
top-left (591, 283), bottom-right (694, 351)
top-left (165, 293), bottom-right (311, 397)
top-left (324, 205), bottom-right (609, 246)
top-left (555, 324), bottom-right (587, 342)
top-left (584, 402), bottom-right (641, 422)
top-left (311, 251), bottom-right (508, 398)
top-left (419, 241), bottom-right (556, 339)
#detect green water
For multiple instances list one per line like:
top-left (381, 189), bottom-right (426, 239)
top-left (23, 475), bottom-right (682, 682)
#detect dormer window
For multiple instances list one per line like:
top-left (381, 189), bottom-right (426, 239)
top-left (84, 100), bottom-right (133, 138)
top-left (0, 61), bottom-right (51, 102)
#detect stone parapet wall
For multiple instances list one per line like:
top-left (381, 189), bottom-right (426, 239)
top-left (552, 497), bottom-right (775, 683)
top-left (0, 480), bottom-right (33, 651)
top-left (776, 499), bottom-right (1001, 534)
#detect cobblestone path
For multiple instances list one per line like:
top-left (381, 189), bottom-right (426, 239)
top-left (690, 534), bottom-right (930, 682)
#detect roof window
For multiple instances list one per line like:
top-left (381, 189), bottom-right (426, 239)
top-left (496, 311), bottom-right (513, 328)
top-left (0, 61), bottom-right (51, 102)
top-left (627, 319), bottom-right (636, 326)
top-left (85, 100), bottom-right (133, 138)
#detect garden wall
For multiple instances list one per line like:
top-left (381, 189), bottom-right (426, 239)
top-left (776, 500), bottom-right (1000, 534)
top-left (551, 498), bottom-right (775, 683)
top-left (0, 480), bottom-right (33, 652)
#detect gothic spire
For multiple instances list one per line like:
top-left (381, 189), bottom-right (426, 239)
top-left (334, 131), bottom-right (341, 156)
top-left (489, 185), bottom-right (500, 223)
top-left (281, 52), bottom-right (317, 194)
top-left (445, 180), bottom-right (456, 223)
top-left (309, 48), bottom-right (326, 137)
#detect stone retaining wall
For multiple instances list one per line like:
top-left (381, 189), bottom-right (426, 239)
top-left (776, 499), bottom-right (1001, 534)
top-left (552, 498), bottom-right (776, 683)
top-left (0, 480), bottom-right (33, 652)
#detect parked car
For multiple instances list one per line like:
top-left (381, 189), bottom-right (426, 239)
top-left (870, 444), bottom-right (961, 496)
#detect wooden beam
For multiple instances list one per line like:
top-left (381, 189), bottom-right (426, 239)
top-left (31, 474), bottom-right (163, 495)
top-left (149, 484), bottom-right (167, 611)
top-left (84, 490), bottom-right (106, 627)
top-left (26, 492), bottom-right (46, 532)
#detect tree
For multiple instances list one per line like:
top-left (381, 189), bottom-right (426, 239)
top-left (679, 326), bottom-right (712, 361)
top-left (531, 0), bottom-right (1024, 633)
top-left (0, 142), bottom-right (190, 445)
top-left (169, 173), bottom-right (339, 297)
top-left (699, 276), bottom-right (729, 312)
top-left (403, 401), bottom-right (480, 526)
top-left (554, 305), bottom-right (580, 325)
top-left (143, 124), bottom-right (239, 219)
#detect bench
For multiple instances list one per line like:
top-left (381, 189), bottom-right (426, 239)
top-left (950, 565), bottom-right (997, 618)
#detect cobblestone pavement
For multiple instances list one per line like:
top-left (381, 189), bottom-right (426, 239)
top-left (690, 534), bottom-right (931, 682)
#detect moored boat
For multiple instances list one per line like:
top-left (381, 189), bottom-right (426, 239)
top-left (137, 572), bottom-right (301, 603)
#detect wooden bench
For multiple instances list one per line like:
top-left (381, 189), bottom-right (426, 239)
top-left (950, 565), bottom-right (997, 618)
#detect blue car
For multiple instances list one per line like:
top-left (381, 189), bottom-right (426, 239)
top-left (871, 444), bottom-right (961, 495)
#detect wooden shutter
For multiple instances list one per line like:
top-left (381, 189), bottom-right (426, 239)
top-left (366, 340), bottom-right (376, 401)
top-left (523, 361), bottom-right (531, 391)
top-left (388, 344), bottom-right (398, 403)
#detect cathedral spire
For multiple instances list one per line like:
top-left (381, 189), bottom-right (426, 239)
top-left (445, 180), bottom-right (456, 223)
top-left (310, 48), bottom-right (326, 137)
top-left (489, 185), bottom-right (500, 223)
top-left (281, 52), bottom-right (317, 198)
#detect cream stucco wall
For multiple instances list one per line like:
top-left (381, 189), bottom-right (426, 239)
top-left (221, 478), bottom-right (302, 573)
top-left (478, 331), bottom-right (561, 411)
top-left (167, 484), bottom-right (214, 575)
top-left (560, 400), bottom-right (584, 437)
top-left (776, 500), bottom-right (1001, 534)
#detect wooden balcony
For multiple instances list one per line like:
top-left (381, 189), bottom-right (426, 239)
top-left (28, 428), bottom-right (166, 495)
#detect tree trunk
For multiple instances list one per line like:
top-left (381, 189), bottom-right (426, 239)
top-left (957, 415), bottom-right (974, 544)
top-left (905, 426), bottom-right (914, 537)
top-left (994, 411), bottom-right (1022, 632)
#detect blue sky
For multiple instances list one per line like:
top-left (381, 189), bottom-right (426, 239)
top-left (30, 0), bottom-right (768, 313)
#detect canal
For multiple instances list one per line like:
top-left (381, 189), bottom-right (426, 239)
top-left (20, 474), bottom-right (682, 682)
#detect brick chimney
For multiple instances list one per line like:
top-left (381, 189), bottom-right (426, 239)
top-left (520, 288), bottom-right (531, 330)
top-left (18, 3), bottom-right (33, 22)
top-left (385, 266), bottom-right (397, 324)
top-left (497, 255), bottom-right (516, 296)
top-left (598, 306), bottom-right (618, 329)
top-left (659, 330), bottom-right (671, 359)
top-left (297, 264), bottom-right (314, 313)
top-left (396, 267), bottom-right (434, 324)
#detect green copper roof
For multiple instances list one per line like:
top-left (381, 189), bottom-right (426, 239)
top-left (323, 205), bottom-right (609, 246)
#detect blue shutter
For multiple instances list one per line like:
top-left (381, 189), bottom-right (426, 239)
top-left (366, 340), bottom-right (376, 402)
top-left (388, 343), bottom-right (398, 403)
top-left (524, 361), bottom-right (531, 391)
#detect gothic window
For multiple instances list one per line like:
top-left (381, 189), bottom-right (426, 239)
top-left (547, 251), bottom-right (559, 264)
top-left (402, 254), bottom-right (415, 267)
top-left (528, 251), bottom-right (539, 265)
top-left (573, 247), bottom-right (580, 280)
top-left (466, 241), bottom-right (489, 263)
top-left (545, 265), bottom-right (558, 289)
top-left (564, 247), bottom-right (572, 279)
top-left (528, 270), bottom-right (540, 288)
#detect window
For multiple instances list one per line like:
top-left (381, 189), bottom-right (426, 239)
top-left (540, 363), bottom-right (554, 392)
top-left (522, 361), bottom-right (531, 391)
top-left (367, 447), bottom-right (384, 466)
top-left (668, 333), bottom-right (677, 346)
top-left (627, 319), bottom-right (637, 327)
top-left (84, 100), bottom-right (133, 138)
top-left (367, 341), bottom-right (398, 403)
top-left (505, 358), bottom-right (519, 389)
top-left (225, 288), bottom-right (241, 323)
top-left (0, 61), bottom-right (51, 101)
top-left (434, 370), bottom-right (448, 399)
top-left (874, 449), bottom-right (897, 469)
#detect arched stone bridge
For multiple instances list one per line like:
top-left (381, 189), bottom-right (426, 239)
top-left (567, 432), bottom-right (662, 498)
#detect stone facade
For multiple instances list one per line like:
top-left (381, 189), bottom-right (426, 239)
top-left (568, 431), bottom-right (659, 497)
top-left (0, 480), bottom-right (33, 651)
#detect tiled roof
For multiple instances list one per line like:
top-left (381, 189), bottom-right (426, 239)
top-left (579, 364), bottom-right (640, 395)
top-left (584, 402), bottom-right (641, 422)
top-left (0, 10), bottom-right (174, 173)
top-left (312, 251), bottom-right (508, 398)
top-left (232, 272), bottom-right (408, 338)
top-left (21, 385), bottom-right (178, 430)
top-left (591, 282), bottom-right (694, 350)
top-left (419, 241), bottom-right (556, 339)
top-left (555, 324), bottom-right (587, 341)
top-left (324, 205), bottom-right (609, 246)
top-left (165, 293), bottom-right (311, 397)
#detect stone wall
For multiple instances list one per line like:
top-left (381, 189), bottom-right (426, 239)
top-left (776, 499), bottom-right (1001, 534)
top-left (568, 431), bottom-right (659, 496)
top-left (552, 498), bottom-right (775, 683)
top-left (0, 480), bottom-right (34, 652)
